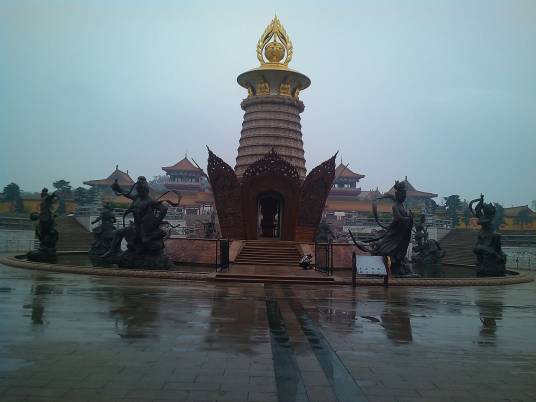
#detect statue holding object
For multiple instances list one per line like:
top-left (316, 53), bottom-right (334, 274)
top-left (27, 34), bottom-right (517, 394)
top-left (88, 202), bottom-right (116, 260)
top-left (469, 194), bottom-right (506, 277)
top-left (412, 214), bottom-right (445, 265)
top-left (101, 176), bottom-right (179, 269)
top-left (27, 188), bottom-right (59, 262)
top-left (349, 180), bottom-right (416, 276)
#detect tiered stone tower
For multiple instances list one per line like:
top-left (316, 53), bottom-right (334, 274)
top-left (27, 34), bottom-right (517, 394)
top-left (207, 16), bottom-right (335, 242)
top-left (235, 16), bottom-right (311, 179)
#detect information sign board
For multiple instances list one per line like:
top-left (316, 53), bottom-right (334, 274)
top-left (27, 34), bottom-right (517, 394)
top-left (356, 256), bottom-right (388, 276)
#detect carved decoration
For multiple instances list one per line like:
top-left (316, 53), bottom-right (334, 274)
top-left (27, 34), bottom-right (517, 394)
top-left (279, 83), bottom-right (291, 97)
top-left (297, 154), bottom-right (336, 230)
top-left (257, 81), bottom-right (270, 96)
top-left (242, 148), bottom-right (301, 188)
top-left (256, 16), bottom-right (293, 66)
top-left (208, 147), bottom-right (334, 242)
top-left (207, 148), bottom-right (245, 239)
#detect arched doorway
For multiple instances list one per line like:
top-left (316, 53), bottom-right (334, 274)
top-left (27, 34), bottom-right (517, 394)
top-left (257, 192), bottom-right (283, 239)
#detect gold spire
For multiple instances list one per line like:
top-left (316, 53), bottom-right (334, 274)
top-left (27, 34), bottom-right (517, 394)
top-left (256, 15), bottom-right (293, 67)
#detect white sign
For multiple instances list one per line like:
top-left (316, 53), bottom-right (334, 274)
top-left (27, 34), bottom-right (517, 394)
top-left (356, 256), bottom-right (387, 276)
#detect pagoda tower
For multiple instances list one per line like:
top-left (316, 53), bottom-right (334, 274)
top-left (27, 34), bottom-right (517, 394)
top-left (207, 16), bottom-right (335, 241)
top-left (234, 16), bottom-right (310, 179)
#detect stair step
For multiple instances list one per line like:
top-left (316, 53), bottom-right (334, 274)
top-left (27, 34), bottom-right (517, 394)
top-left (237, 259), bottom-right (299, 263)
top-left (235, 261), bottom-right (299, 266)
top-left (214, 276), bottom-right (336, 284)
top-left (236, 255), bottom-right (300, 263)
top-left (239, 248), bottom-right (299, 252)
top-left (238, 253), bottom-right (300, 258)
top-left (217, 273), bottom-right (334, 280)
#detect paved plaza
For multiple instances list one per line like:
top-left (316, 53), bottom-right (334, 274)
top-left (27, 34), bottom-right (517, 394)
top-left (0, 263), bottom-right (535, 402)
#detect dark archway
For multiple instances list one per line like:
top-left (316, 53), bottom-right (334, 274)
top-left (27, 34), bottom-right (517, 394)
top-left (258, 192), bottom-right (283, 239)
top-left (241, 150), bottom-right (301, 240)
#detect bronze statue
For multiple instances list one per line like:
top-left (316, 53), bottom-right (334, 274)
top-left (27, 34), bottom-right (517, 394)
top-left (101, 176), bottom-right (178, 269)
top-left (349, 180), bottom-right (415, 276)
top-left (27, 188), bottom-right (59, 262)
top-left (88, 203), bottom-right (116, 260)
top-left (412, 214), bottom-right (445, 265)
top-left (469, 194), bottom-right (506, 276)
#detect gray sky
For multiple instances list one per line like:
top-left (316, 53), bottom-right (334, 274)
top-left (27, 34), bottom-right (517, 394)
top-left (1, 0), bottom-right (535, 206)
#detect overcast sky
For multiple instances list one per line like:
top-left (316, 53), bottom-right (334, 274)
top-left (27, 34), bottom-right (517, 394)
top-left (1, 0), bottom-right (535, 206)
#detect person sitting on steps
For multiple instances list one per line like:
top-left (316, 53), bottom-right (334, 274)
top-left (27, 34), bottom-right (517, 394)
top-left (299, 254), bottom-right (313, 270)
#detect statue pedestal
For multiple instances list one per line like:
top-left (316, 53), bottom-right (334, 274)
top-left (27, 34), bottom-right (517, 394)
top-left (27, 249), bottom-right (57, 263)
top-left (115, 250), bottom-right (171, 270)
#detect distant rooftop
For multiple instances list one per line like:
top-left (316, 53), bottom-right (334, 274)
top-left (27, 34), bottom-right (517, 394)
top-left (334, 163), bottom-right (365, 180)
top-left (162, 156), bottom-right (202, 174)
top-left (83, 165), bottom-right (134, 187)
top-left (504, 205), bottom-right (536, 217)
top-left (386, 177), bottom-right (437, 199)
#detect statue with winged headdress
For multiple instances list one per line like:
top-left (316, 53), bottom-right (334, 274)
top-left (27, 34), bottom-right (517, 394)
top-left (469, 194), bottom-right (506, 276)
top-left (100, 176), bottom-right (181, 269)
top-left (349, 180), bottom-right (416, 276)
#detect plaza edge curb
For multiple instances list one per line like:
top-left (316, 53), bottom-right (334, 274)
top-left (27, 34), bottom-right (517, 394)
top-left (1, 255), bottom-right (533, 286)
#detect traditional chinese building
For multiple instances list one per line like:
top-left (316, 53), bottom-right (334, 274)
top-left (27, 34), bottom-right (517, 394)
top-left (385, 177), bottom-right (437, 211)
top-left (331, 162), bottom-right (365, 197)
top-left (83, 165), bottom-right (134, 191)
top-left (159, 155), bottom-right (208, 193)
top-left (207, 16), bottom-right (336, 241)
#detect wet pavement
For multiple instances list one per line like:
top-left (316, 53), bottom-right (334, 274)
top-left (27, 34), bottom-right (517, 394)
top-left (0, 262), bottom-right (535, 402)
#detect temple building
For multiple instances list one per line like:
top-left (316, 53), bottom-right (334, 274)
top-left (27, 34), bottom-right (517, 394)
top-left (207, 16), bottom-right (336, 241)
top-left (83, 165), bottom-right (134, 192)
top-left (158, 155), bottom-right (208, 193)
top-left (331, 162), bottom-right (365, 197)
top-left (385, 177), bottom-right (437, 211)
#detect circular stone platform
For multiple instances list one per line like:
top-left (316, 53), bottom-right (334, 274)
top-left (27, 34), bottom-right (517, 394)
top-left (1, 254), bottom-right (533, 287)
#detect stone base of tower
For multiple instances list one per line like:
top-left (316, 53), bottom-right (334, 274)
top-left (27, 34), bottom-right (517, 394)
top-left (208, 148), bottom-right (336, 242)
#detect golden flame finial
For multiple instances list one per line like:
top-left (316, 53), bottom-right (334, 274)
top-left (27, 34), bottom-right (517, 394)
top-left (256, 15), bottom-right (293, 67)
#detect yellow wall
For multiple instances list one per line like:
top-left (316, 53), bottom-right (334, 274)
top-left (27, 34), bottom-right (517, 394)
top-left (455, 215), bottom-right (536, 231)
top-left (0, 200), bottom-right (77, 215)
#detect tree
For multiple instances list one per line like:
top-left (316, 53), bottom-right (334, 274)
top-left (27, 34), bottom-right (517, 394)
top-left (515, 209), bottom-right (534, 230)
top-left (2, 183), bottom-right (21, 201)
top-left (74, 187), bottom-right (88, 204)
top-left (53, 180), bottom-right (72, 195)
top-left (532, 200), bottom-right (536, 211)
top-left (492, 203), bottom-right (505, 230)
top-left (444, 195), bottom-right (461, 227)
top-left (2, 183), bottom-right (24, 213)
top-left (424, 198), bottom-right (438, 214)
top-left (53, 180), bottom-right (73, 215)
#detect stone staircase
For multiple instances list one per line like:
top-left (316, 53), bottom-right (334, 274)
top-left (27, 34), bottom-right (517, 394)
top-left (56, 215), bottom-right (93, 252)
top-left (214, 272), bottom-right (336, 284)
top-left (440, 229), bottom-right (478, 266)
top-left (234, 240), bottom-right (302, 266)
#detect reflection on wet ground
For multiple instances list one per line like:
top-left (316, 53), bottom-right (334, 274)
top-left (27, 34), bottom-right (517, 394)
top-left (49, 253), bottom-right (213, 273)
top-left (0, 261), bottom-right (535, 402)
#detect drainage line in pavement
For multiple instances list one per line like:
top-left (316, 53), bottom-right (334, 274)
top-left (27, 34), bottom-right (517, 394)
top-left (265, 285), bottom-right (310, 402)
top-left (282, 287), bottom-right (369, 402)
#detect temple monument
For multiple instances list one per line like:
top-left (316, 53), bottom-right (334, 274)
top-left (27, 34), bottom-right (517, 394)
top-left (234, 16), bottom-right (310, 179)
top-left (208, 16), bottom-right (336, 241)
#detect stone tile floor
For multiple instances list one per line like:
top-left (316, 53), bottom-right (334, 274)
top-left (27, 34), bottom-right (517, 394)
top-left (0, 262), bottom-right (535, 402)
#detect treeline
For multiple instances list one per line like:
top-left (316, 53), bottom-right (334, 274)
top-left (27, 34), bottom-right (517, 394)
top-left (1, 180), bottom-right (98, 215)
top-left (444, 195), bottom-right (534, 229)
